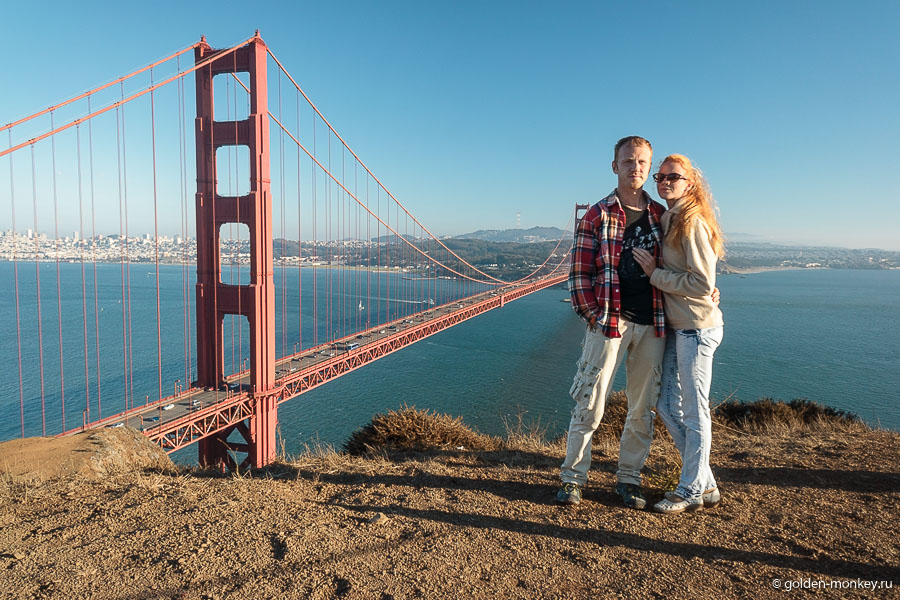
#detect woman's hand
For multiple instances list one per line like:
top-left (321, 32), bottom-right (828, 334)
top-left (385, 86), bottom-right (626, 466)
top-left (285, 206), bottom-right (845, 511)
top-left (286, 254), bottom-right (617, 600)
top-left (632, 247), bottom-right (656, 277)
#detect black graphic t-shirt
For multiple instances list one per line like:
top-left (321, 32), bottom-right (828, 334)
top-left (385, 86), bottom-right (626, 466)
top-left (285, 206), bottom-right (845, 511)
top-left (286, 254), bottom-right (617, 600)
top-left (618, 209), bottom-right (655, 325)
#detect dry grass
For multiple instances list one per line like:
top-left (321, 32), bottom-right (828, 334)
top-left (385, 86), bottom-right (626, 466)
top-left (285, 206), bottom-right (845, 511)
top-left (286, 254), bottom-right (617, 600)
top-left (0, 471), bottom-right (18, 503)
top-left (0, 470), bottom-right (51, 505)
top-left (502, 411), bottom-right (560, 454)
top-left (283, 440), bottom-right (349, 475)
top-left (590, 390), bottom-right (630, 441)
top-left (344, 405), bottom-right (501, 455)
top-left (643, 453), bottom-right (682, 493)
top-left (713, 397), bottom-right (867, 434)
top-left (160, 396), bottom-right (874, 485)
top-left (336, 397), bottom-right (867, 465)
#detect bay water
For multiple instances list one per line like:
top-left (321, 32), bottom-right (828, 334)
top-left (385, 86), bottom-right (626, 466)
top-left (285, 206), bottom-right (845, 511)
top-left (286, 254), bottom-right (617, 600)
top-left (0, 263), bottom-right (897, 462)
top-left (275, 268), bottom-right (900, 458)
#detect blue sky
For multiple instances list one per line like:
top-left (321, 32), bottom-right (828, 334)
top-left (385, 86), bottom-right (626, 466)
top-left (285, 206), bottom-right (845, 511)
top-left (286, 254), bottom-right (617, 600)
top-left (3, 0), bottom-right (899, 249)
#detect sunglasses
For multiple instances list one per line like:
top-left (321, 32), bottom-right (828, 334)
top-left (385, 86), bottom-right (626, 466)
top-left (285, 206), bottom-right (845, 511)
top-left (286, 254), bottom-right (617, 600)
top-left (653, 173), bottom-right (688, 183)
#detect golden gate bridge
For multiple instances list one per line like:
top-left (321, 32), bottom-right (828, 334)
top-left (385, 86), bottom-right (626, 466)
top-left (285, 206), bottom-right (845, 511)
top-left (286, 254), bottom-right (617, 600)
top-left (1, 33), bottom-right (571, 469)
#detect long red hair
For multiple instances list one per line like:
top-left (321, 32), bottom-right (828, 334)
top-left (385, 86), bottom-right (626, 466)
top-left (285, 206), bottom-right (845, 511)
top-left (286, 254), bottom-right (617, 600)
top-left (661, 154), bottom-right (725, 258)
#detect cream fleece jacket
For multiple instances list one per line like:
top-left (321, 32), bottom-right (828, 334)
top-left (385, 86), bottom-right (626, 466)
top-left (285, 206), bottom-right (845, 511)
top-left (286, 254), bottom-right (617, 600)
top-left (649, 199), bottom-right (724, 330)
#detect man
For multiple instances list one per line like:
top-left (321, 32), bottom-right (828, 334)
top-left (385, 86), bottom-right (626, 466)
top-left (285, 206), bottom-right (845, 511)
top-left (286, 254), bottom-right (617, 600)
top-left (557, 135), bottom-right (666, 509)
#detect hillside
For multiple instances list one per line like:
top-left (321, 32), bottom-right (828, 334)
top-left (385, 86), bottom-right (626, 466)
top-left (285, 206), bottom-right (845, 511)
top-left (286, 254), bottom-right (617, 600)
top-left (454, 227), bottom-right (569, 243)
top-left (721, 242), bottom-right (900, 270)
top-left (1, 397), bottom-right (898, 599)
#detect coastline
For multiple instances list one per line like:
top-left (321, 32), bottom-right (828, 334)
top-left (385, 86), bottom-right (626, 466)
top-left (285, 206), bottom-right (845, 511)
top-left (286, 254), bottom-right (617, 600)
top-left (3, 259), bottom-right (424, 273)
top-left (718, 265), bottom-right (826, 275)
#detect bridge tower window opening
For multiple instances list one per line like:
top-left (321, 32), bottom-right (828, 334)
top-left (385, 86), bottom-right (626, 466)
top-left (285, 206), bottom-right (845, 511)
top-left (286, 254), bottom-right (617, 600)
top-left (215, 145), bottom-right (250, 198)
top-left (212, 72), bottom-right (250, 122)
top-left (219, 222), bottom-right (251, 286)
top-left (223, 313), bottom-right (251, 381)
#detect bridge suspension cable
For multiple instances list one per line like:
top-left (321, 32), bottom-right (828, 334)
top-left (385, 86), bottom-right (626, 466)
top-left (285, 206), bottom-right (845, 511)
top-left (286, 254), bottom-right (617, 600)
top-left (0, 42), bottom-right (202, 134)
top-left (265, 48), bottom-right (570, 286)
top-left (0, 36), bottom-right (257, 159)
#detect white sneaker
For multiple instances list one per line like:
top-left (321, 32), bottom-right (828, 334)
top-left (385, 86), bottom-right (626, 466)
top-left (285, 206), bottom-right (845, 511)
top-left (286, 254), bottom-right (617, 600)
top-left (702, 487), bottom-right (721, 508)
top-left (665, 488), bottom-right (721, 507)
top-left (654, 493), bottom-right (703, 514)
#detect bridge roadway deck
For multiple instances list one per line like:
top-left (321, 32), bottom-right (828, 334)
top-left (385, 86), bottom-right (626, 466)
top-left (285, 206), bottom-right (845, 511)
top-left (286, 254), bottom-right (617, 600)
top-left (72, 274), bottom-right (567, 452)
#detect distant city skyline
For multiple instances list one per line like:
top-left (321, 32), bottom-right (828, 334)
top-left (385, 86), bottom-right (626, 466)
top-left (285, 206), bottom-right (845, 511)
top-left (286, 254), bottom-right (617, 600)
top-left (5, 225), bottom-right (899, 254)
top-left (3, 1), bottom-right (899, 250)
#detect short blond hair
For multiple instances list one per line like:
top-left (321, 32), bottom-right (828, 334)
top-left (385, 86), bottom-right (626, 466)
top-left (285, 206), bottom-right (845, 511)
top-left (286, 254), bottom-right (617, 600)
top-left (614, 136), bottom-right (652, 161)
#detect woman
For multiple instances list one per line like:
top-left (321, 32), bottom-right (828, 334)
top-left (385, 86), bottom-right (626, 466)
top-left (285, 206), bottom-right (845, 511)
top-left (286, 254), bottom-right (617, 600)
top-left (633, 153), bottom-right (725, 514)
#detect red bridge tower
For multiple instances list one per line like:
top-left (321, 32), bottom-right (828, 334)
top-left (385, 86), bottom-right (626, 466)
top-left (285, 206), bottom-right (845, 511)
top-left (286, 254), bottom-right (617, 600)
top-left (193, 34), bottom-right (277, 469)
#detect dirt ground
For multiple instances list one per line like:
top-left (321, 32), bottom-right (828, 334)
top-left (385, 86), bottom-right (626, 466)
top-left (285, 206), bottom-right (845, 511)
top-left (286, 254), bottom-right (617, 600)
top-left (1, 402), bottom-right (899, 600)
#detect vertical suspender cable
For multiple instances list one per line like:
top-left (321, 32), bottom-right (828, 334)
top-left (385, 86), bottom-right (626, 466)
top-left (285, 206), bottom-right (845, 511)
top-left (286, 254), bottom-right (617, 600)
top-left (326, 131), bottom-right (331, 342)
top-left (87, 97), bottom-right (102, 419)
top-left (385, 193), bottom-right (390, 322)
top-left (76, 123), bottom-right (91, 424)
top-left (115, 98), bottom-right (129, 415)
top-left (404, 212), bottom-right (408, 313)
top-left (355, 160), bottom-right (359, 333)
top-left (279, 69), bottom-right (286, 360)
top-left (296, 88), bottom-right (302, 354)
top-left (31, 145), bottom-right (46, 435)
top-left (375, 186), bottom-right (380, 326)
top-left (50, 112), bottom-right (66, 431)
top-left (150, 68), bottom-right (163, 403)
top-left (226, 76), bottom-right (235, 376)
top-left (209, 65), bottom-right (220, 404)
top-left (226, 76), bottom-right (234, 376)
top-left (9, 132), bottom-right (25, 437)
top-left (312, 117), bottom-right (317, 347)
top-left (337, 136), bottom-right (341, 338)
top-left (177, 56), bottom-right (191, 389)
top-left (406, 209), bottom-right (410, 312)
top-left (366, 173), bottom-right (371, 331)
top-left (233, 57), bottom-right (243, 379)
top-left (341, 143), bottom-right (344, 336)
top-left (120, 83), bottom-right (136, 410)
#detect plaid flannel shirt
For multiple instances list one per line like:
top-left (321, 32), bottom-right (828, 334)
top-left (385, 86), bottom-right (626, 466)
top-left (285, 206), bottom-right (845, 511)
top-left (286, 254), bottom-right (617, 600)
top-left (568, 189), bottom-right (667, 338)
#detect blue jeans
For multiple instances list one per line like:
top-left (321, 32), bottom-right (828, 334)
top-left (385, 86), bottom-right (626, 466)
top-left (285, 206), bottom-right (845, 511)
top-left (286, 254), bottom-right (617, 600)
top-left (657, 326), bottom-right (723, 500)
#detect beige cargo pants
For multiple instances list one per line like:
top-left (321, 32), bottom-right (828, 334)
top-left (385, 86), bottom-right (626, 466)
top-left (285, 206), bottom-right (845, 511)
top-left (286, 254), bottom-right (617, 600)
top-left (560, 319), bottom-right (665, 487)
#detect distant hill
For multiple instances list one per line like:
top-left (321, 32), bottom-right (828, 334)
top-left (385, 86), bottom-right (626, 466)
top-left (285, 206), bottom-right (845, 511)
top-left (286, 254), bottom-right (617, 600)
top-left (721, 241), bottom-right (900, 270)
top-left (454, 227), bottom-right (569, 243)
top-left (370, 233), bottom-right (420, 244)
